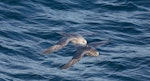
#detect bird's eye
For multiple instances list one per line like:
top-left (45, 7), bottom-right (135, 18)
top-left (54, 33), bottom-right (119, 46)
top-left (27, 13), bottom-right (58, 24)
top-left (83, 41), bottom-right (86, 44)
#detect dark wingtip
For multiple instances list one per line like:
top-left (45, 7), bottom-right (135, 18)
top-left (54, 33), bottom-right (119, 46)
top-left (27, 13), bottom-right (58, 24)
top-left (59, 64), bottom-right (68, 70)
top-left (43, 50), bottom-right (49, 54)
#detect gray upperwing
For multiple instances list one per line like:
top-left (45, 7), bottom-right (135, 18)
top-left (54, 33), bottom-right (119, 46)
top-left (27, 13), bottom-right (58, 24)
top-left (43, 44), bottom-right (62, 54)
top-left (60, 50), bottom-right (87, 69)
top-left (88, 39), bottom-right (110, 48)
top-left (43, 37), bottom-right (70, 54)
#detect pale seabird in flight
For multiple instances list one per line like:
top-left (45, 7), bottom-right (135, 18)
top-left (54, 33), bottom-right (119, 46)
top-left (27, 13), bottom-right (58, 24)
top-left (43, 32), bottom-right (87, 54)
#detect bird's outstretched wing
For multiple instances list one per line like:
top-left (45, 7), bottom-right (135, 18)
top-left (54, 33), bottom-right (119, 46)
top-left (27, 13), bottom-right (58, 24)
top-left (43, 44), bottom-right (62, 54)
top-left (60, 50), bottom-right (87, 69)
top-left (43, 37), bottom-right (71, 54)
top-left (88, 39), bottom-right (110, 48)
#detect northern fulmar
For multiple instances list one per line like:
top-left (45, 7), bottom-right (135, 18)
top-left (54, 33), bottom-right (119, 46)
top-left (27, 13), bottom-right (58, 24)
top-left (60, 40), bottom-right (110, 69)
top-left (43, 32), bottom-right (87, 54)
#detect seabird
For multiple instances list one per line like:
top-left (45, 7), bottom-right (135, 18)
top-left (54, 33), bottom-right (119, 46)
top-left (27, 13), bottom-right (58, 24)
top-left (60, 40), bottom-right (110, 69)
top-left (43, 32), bottom-right (87, 54)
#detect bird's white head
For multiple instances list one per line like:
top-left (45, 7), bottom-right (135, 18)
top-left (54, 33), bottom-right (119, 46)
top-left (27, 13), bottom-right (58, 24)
top-left (81, 38), bottom-right (87, 45)
top-left (77, 38), bottom-right (87, 45)
top-left (90, 51), bottom-right (99, 56)
top-left (71, 37), bottom-right (87, 45)
top-left (71, 35), bottom-right (87, 45)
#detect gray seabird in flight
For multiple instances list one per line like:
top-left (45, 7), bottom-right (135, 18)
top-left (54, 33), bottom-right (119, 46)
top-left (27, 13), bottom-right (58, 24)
top-left (60, 40), bottom-right (110, 69)
top-left (43, 32), bottom-right (87, 54)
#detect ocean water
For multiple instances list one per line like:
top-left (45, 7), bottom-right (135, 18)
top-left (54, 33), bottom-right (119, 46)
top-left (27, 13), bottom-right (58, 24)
top-left (0, 0), bottom-right (150, 81)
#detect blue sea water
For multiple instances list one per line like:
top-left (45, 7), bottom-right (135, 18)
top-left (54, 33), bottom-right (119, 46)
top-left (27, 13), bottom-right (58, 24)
top-left (0, 0), bottom-right (150, 81)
